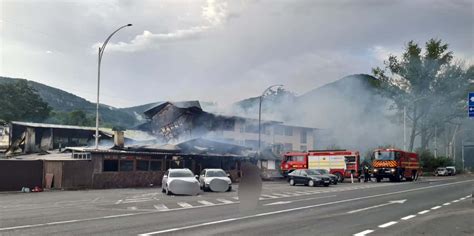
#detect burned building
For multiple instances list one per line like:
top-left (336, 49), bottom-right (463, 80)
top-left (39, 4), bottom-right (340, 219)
top-left (138, 101), bottom-right (318, 153)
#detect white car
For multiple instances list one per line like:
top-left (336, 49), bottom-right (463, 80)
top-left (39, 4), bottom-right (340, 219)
top-left (161, 168), bottom-right (200, 195)
top-left (198, 168), bottom-right (232, 192)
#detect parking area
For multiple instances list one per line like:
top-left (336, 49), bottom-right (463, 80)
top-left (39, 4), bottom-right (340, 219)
top-left (0, 178), bottom-right (422, 214)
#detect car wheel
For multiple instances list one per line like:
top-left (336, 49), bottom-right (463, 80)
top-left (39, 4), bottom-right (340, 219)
top-left (333, 180), bottom-right (338, 185)
top-left (165, 185), bottom-right (172, 195)
top-left (161, 187), bottom-right (165, 193)
top-left (308, 180), bottom-right (315, 187)
top-left (227, 186), bottom-right (232, 192)
top-left (376, 177), bottom-right (382, 182)
top-left (289, 178), bottom-right (295, 186)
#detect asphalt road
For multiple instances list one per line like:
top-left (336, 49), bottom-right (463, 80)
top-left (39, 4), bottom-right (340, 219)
top-left (0, 176), bottom-right (472, 236)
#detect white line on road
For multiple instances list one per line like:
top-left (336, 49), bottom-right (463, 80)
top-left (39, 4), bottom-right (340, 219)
top-left (115, 200), bottom-right (123, 204)
top-left (231, 196), bottom-right (239, 200)
top-left (431, 206), bottom-right (441, 210)
top-left (271, 193), bottom-right (291, 197)
top-left (153, 204), bottom-right (169, 211)
top-left (127, 207), bottom-right (138, 210)
top-left (378, 221), bottom-right (397, 228)
top-left (401, 215), bottom-right (416, 220)
top-left (260, 194), bottom-right (278, 198)
top-left (263, 201), bottom-right (292, 206)
top-left (418, 210), bottom-right (430, 214)
top-left (1, 179), bottom-right (472, 233)
top-left (216, 199), bottom-right (234, 204)
top-left (452, 200), bottom-right (459, 203)
top-left (443, 203), bottom-right (451, 206)
top-left (177, 202), bottom-right (193, 208)
top-left (197, 200), bottom-right (214, 206)
top-left (353, 229), bottom-right (374, 236)
top-left (347, 199), bottom-right (406, 214)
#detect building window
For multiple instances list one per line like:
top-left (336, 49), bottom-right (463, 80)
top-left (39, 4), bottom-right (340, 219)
top-left (300, 130), bottom-right (307, 144)
top-left (136, 160), bottom-right (150, 171)
top-left (103, 160), bottom-right (119, 172)
top-left (223, 119), bottom-right (235, 131)
top-left (73, 152), bottom-right (91, 159)
top-left (300, 145), bottom-right (307, 151)
top-left (150, 161), bottom-right (163, 171)
top-left (119, 160), bottom-right (134, 171)
top-left (285, 127), bottom-right (293, 136)
top-left (274, 126), bottom-right (284, 135)
top-left (284, 143), bottom-right (293, 151)
top-left (244, 124), bottom-right (259, 133)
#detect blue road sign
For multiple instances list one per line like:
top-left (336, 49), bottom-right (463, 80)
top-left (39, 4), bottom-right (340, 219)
top-left (470, 93), bottom-right (474, 118)
top-left (470, 92), bottom-right (474, 106)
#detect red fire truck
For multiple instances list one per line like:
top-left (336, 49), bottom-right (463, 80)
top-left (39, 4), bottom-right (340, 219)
top-left (371, 148), bottom-right (421, 182)
top-left (281, 150), bottom-right (360, 182)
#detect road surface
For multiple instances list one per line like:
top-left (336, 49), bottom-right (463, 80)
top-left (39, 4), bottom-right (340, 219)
top-left (0, 176), bottom-right (472, 235)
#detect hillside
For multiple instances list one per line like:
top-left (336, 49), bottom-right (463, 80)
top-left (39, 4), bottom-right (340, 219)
top-left (0, 76), bottom-right (139, 128)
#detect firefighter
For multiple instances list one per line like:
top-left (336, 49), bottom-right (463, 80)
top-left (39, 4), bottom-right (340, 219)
top-left (364, 164), bottom-right (371, 182)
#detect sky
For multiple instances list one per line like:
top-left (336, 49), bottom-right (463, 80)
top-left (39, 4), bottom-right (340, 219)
top-left (1, 0), bottom-right (473, 108)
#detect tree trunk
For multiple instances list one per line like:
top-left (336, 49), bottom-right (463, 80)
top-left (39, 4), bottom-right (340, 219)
top-left (420, 126), bottom-right (429, 151)
top-left (409, 105), bottom-right (418, 152)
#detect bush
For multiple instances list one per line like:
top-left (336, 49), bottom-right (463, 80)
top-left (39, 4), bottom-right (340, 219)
top-left (418, 150), bottom-right (453, 172)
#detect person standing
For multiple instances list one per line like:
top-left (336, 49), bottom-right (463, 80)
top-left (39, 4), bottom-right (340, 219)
top-left (364, 164), bottom-right (371, 182)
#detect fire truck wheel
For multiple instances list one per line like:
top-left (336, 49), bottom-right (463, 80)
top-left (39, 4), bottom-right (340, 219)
top-left (308, 180), bottom-right (315, 187)
top-left (289, 179), bottom-right (295, 186)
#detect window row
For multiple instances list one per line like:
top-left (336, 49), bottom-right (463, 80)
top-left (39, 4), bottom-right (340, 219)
top-left (103, 160), bottom-right (163, 172)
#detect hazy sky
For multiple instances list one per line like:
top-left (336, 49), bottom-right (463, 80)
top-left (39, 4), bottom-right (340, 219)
top-left (1, 0), bottom-right (472, 108)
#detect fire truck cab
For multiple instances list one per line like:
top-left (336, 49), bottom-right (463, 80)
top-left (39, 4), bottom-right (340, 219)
top-left (372, 149), bottom-right (421, 182)
top-left (281, 150), bottom-right (360, 182)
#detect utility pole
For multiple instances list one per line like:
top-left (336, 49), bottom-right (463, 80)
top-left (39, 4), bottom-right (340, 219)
top-left (434, 126), bottom-right (437, 158)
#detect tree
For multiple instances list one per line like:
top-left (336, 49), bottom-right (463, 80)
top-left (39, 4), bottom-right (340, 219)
top-left (0, 80), bottom-right (51, 122)
top-left (48, 110), bottom-right (95, 126)
top-left (372, 39), bottom-right (473, 151)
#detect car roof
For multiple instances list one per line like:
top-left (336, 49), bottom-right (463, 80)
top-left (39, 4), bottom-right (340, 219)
top-left (203, 168), bottom-right (225, 171)
top-left (168, 168), bottom-right (192, 172)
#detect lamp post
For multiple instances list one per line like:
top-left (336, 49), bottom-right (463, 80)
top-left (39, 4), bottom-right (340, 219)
top-left (95, 24), bottom-right (132, 149)
top-left (258, 84), bottom-right (283, 155)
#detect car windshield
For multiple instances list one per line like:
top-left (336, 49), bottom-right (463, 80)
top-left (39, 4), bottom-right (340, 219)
top-left (169, 170), bottom-right (194, 177)
top-left (206, 170), bottom-right (227, 177)
top-left (315, 169), bottom-right (329, 174)
top-left (305, 170), bottom-right (321, 175)
top-left (374, 151), bottom-right (395, 160)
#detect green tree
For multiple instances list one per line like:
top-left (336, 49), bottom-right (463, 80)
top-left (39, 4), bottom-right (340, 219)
top-left (48, 110), bottom-right (94, 126)
top-left (373, 39), bottom-right (473, 151)
top-left (0, 80), bottom-right (51, 122)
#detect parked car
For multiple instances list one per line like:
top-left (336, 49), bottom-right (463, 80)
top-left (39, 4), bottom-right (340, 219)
top-left (445, 166), bottom-right (456, 176)
top-left (162, 168), bottom-right (200, 195)
top-left (314, 169), bottom-right (338, 185)
top-left (288, 169), bottom-right (331, 187)
top-left (198, 168), bottom-right (232, 192)
top-left (434, 167), bottom-right (449, 176)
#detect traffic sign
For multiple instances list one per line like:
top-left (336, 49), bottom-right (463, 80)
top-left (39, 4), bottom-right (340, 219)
top-left (470, 93), bottom-right (474, 118)
top-left (470, 92), bottom-right (474, 106)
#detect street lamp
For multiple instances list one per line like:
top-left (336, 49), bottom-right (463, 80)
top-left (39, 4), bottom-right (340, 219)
top-left (95, 24), bottom-right (132, 149)
top-left (258, 84), bottom-right (283, 155)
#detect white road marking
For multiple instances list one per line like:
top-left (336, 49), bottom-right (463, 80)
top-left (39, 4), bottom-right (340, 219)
top-left (123, 199), bottom-right (153, 203)
top-left (347, 199), bottom-right (406, 214)
top-left (231, 196), bottom-right (239, 200)
top-left (452, 200), bottom-right (459, 203)
top-left (263, 201), bottom-right (292, 206)
top-left (1, 179), bottom-right (472, 233)
top-left (443, 203), bottom-right (451, 206)
top-left (216, 199), bottom-right (234, 204)
top-left (466, 195), bottom-right (472, 198)
top-left (153, 204), bottom-right (169, 211)
top-left (418, 210), bottom-right (430, 214)
top-left (115, 200), bottom-right (123, 204)
top-left (353, 229), bottom-right (374, 236)
top-left (401, 215), bottom-right (416, 220)
top-left (260, 194), bottom-right (278, 198)
top-left (378, 221), bottom-right (397, 228)
top-left (177, 202), bottom-right (193, 208)
top-left (431, 206), bottom-right (441, 210)
top-left (271, 193), bottom-right (291, 197)
top-left (127, 207), bottom-right (138, 210)
top-left (197, 200), bottom-right (214, 206)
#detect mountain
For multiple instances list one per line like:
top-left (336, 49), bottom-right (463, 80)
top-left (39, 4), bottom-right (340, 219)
top-left (0, 76), bottom-right (139, 128)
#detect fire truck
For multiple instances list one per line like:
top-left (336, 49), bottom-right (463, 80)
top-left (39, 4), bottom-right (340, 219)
top-left (281, 150), bottom-right (360, 182)
top-left (371, 148), bottom-right (421, 182)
